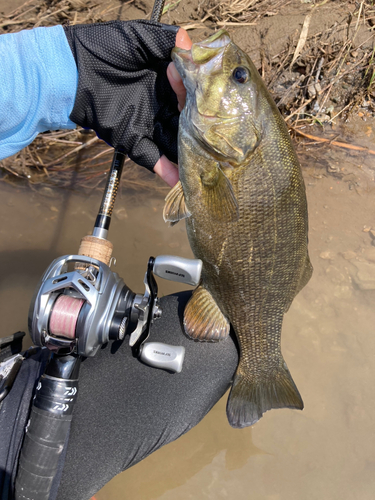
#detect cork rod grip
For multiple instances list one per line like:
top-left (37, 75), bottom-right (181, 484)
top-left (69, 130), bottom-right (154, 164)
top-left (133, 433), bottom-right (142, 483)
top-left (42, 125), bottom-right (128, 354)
top-left (77, 235), bottom-right (113, 266)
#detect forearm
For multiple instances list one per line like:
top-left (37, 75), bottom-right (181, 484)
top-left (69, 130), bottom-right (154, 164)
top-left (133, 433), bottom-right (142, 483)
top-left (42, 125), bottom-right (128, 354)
top-left (0, 25), bottom-right (78, 160)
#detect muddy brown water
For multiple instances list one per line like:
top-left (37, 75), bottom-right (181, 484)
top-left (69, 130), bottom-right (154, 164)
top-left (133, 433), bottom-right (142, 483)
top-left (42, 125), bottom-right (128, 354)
top-left (1, 125), bottom-right (375, 500)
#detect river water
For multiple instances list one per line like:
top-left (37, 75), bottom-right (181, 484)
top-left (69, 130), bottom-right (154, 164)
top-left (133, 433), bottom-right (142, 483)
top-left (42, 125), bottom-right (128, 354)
top-left (1, 123), bottom-right (375, 500)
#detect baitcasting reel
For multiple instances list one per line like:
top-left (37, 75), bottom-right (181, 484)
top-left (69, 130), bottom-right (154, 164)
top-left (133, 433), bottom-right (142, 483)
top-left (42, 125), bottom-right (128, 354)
top-left (28, 253), bottom-right (202, 373)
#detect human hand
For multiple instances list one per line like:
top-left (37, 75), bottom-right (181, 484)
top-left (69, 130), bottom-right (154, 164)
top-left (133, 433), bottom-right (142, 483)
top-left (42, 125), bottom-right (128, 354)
top-left (154, 28), bottom-right (192, 186)
top-left (63, 21), bottom-right (191, 186)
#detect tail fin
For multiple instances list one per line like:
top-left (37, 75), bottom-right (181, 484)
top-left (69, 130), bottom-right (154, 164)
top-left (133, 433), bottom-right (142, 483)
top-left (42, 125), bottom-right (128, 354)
top-left (226, 362), bottom-right (303, 428)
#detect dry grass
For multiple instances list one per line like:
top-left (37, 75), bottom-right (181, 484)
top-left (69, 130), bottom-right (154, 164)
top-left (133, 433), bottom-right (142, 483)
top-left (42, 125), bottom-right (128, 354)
top-left (196, 0), bottom-right (286, 25)
top-left (1, 0), bottom-right (374, 189)
top-left (0, 0), bottom-right (130, 31)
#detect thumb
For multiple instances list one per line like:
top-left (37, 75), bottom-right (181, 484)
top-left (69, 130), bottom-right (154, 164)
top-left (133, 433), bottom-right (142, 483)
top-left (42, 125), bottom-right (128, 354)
top-left (167, 28), bottom-right (192, 112)
top-left (154, 155), bottom-right (179, 187)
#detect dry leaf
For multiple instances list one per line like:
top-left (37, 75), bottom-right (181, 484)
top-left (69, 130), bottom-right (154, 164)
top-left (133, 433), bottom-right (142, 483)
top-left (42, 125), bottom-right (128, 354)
top-left (290, 12), bottom-right (312, 68)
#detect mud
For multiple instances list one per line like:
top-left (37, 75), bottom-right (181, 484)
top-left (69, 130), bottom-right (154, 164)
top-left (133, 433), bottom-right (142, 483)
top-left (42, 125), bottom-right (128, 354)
top-left (1, 1), bottom-right (375, 500)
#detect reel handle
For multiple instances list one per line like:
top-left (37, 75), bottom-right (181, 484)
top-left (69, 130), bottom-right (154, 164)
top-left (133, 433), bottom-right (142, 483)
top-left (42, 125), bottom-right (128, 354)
top-left (152, 255), bottom-right (202, 287)
top-left (139, 342), bottom-right (185, 373)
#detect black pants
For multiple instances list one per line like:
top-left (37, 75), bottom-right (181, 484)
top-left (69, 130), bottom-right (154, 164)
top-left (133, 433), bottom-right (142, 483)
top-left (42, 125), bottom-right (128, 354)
top-left (0, 292), bottom-right (239, 500)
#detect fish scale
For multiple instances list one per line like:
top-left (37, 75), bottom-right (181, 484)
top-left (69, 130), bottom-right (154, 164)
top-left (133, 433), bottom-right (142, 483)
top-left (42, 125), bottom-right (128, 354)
top-left (164, 29), bottom-right (312, 428)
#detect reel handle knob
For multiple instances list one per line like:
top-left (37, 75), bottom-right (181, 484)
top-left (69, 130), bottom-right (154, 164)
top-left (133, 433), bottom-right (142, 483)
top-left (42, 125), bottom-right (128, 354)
top-left (139, 342), bottom-right (185, 373)
top-left (152, 256), bottom-right (202, 286)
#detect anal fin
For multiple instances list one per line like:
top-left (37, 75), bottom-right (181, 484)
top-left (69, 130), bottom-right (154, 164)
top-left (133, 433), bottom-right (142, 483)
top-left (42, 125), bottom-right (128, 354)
top-left (285, 255), bottom-right (313, 312)
top-left (163, 180), bottom-right (191, 226)
top-left (299, 256), bottom-right (313, 292)
top-left (184, 286), bottom-right (230, 341)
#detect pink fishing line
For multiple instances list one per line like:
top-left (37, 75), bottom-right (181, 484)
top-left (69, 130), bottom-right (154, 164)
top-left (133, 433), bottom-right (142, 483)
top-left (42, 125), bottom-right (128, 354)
top-left (49, 295), bottom-right (84, 339)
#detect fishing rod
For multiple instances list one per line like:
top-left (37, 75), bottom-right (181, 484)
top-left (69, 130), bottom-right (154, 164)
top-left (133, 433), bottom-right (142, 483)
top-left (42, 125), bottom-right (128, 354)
top-left (13, 1), bottom-right (200, 498)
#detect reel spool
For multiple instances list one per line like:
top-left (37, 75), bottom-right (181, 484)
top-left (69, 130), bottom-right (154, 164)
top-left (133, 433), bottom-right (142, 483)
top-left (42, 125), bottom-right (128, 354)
top-left (49, 295), bottom-right (85, 339)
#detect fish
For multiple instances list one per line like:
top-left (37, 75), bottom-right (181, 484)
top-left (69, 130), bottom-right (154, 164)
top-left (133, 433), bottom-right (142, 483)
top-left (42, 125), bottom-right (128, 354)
top-left (163, 30), bottom-right (313, 428)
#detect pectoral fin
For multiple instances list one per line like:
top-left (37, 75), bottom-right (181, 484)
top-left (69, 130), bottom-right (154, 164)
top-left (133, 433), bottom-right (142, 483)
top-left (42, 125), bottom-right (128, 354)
top-left (201, 166), bottom-right (239, 223)
top-left (163, 180), bottom-right (191, 226)
top-left (184, 285), bottom-right (230, 341)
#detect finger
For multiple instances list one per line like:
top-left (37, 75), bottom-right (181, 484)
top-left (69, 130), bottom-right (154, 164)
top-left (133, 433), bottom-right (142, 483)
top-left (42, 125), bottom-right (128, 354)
top-left (167, 63), bottom-right (185, 112)
top-left (153, 155), bottom-right (179, 187)
top-left (175, 28), bottom-right (192, 50)
top-left (167, 28), bottom-right (192, 112)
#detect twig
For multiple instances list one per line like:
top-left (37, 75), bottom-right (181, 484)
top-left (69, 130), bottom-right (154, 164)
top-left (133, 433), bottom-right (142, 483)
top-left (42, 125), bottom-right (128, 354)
top-left (285, 96), bottom-right (316, 122)
top-left (354, 1), bottom-right (365, 41)
top-left (5, 0), bottom-right (35, 18)
top-left (328, 102), bottom-right (353, 123)
top-left (44, 137), bottom-right (99, 168)
top-left (291, 128), bottom-right (375, 155)
top-left (0, 19), bottom-right (35, 28)
top-left (180, 22), bottom-right (207, 30)
top-left (33, 8), bottom-right (69, 27)
top-left (11, 6), bottom-right (37, 21)
top-left (41, 129), bottom-right (85, 139)
top-left (39, 137), bottom-right (83, 145)
top-left (100, 0), bottom-right (134, 16)
top-left (1, 164), bottom-right (22, 177)
top-left (77, 147), bottom-right (116, 166)
top-left (217, 21), bottom-right (257, 26)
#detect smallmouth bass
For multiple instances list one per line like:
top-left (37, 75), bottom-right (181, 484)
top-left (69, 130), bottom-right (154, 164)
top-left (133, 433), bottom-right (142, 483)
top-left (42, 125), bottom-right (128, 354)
top-left (164, 30), bottom-right (313, 428)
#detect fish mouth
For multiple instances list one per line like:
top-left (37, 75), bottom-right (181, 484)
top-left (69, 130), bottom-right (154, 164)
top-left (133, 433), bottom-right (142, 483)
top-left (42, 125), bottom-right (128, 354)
top-left (171, 29), bottom-right (231, 82)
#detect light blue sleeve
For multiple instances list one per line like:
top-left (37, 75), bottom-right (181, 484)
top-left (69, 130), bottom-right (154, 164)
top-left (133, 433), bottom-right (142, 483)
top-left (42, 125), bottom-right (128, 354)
top-left (0, 25), bottom-right (78, 160)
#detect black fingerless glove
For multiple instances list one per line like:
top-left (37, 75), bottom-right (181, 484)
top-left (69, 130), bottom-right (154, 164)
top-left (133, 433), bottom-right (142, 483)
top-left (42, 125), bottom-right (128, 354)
top-left (63, 20), bottom-right (180, 170)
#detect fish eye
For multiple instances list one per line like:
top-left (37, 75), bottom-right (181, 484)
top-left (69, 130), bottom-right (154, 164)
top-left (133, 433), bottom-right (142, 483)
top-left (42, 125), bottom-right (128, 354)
top-left (232, 67), bottom-right (249, 84)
